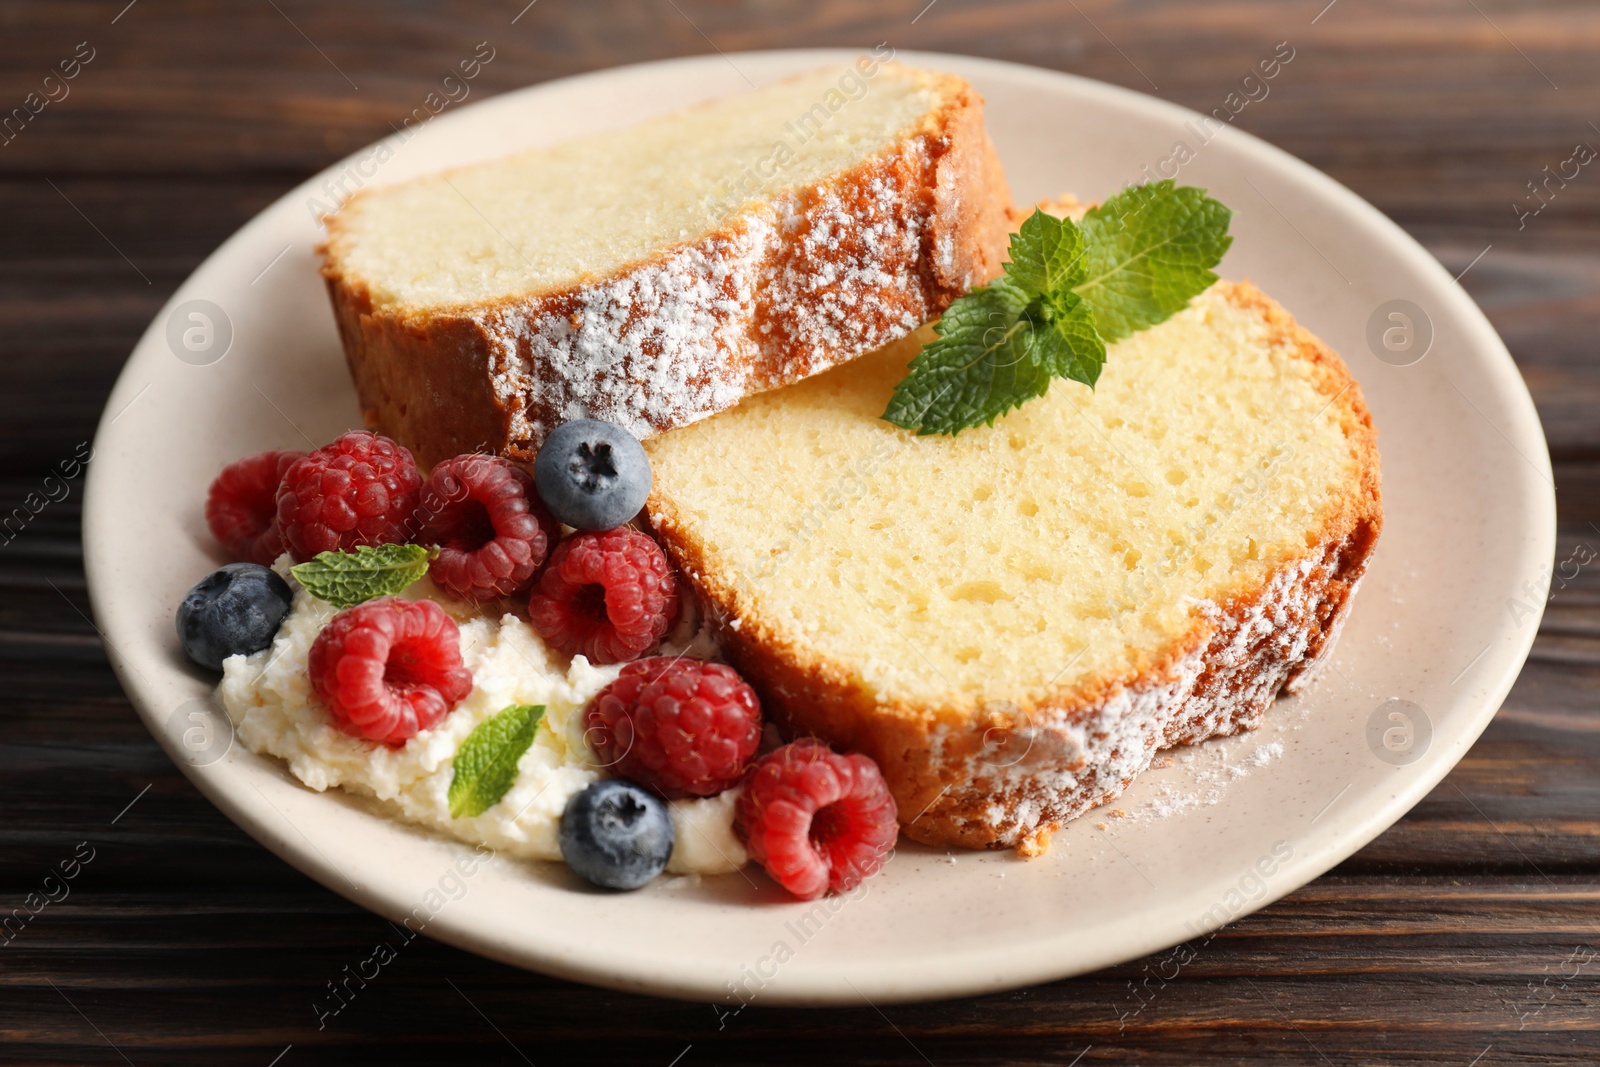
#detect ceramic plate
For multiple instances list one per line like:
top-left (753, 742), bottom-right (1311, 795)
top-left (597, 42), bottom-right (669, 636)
top-left (83, 50), bottom-right (1554, 1005)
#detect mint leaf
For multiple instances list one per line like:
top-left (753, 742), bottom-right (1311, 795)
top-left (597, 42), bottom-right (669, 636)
top-left (290, 543), bottom-right (433, 608)
top-left (448, 704), bottom-right (545, 818)
top-left (881, 222), bottom-right (1102, 434)
top-left (1077, 180), bottom-right (1233, 342)
top-left (883, 279), bottom-right (1055, 435)
top-left (1029, 288), bottom-right (1106, 388)
top-left (880, 182), bottom-right (1232, 434)
top-left (1005, 209), bottom-right (1087, 297)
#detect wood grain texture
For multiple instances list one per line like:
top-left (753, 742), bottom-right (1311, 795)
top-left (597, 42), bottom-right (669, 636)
top-left (0, 1), bottom-right (1596, 1063)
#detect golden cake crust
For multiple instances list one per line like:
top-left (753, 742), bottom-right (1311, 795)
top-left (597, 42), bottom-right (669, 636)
top-left (646, 279), bottom-right (1382, 854)
top-left (320, 67), bottom-right (1015, 468)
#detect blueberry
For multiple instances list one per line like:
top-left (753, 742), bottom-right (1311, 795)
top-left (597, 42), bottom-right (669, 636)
top-left (533, 419), bottom-right (652, 531)
top-left (177, 563), bottom-right (293, 671)
top-left (559, 779), bottom-right (675, 890)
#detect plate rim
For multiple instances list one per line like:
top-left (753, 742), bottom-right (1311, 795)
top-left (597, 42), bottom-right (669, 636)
top-left (82, 46), bottom-right (1556, 1005)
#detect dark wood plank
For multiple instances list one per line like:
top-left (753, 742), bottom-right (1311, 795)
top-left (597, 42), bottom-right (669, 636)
top-left (0, 883), bottom-right (1595, 1065)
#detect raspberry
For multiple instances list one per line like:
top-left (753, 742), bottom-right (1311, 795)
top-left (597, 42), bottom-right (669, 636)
top-left (205, 449), bottom-right (303, 564)
top-left (528, 529), bottom-right (679, 665)
top-left (414, 454), bottom-right (558, 602)
top-left (585, 657), bottom-right (761, 798)
top-left (308, 597), bottom-right (472, 745)
top-left (735, 739), bottom-right (899, 900)
top-left (276, 431), bottom-right (422, 562)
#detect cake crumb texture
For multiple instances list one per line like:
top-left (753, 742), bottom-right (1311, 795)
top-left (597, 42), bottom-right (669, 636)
top-left (645, 279), bottom-right (1381, 851)
top-left (322, 63), bottom-right (1014, 465)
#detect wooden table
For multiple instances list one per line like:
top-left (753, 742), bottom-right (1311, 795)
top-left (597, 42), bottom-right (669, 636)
top-left (2, 1), bottom-right (1596, 1063)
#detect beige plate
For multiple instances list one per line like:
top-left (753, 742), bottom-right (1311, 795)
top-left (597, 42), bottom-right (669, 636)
top-left (84, 50), bottom-right (1554, 1005)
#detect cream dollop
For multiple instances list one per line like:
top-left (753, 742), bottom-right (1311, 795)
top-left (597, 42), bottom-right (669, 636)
top-left (217, 565), bottom-right (745, 875)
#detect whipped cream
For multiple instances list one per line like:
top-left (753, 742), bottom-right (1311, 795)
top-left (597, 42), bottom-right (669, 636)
top-left (217, 563), bottom-right (746, 875)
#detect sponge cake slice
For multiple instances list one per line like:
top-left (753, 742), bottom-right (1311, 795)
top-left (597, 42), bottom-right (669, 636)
top-left (321, 62), bottom-right (1015, 467)
top-left (644, 276), bottom-right (1381, 853)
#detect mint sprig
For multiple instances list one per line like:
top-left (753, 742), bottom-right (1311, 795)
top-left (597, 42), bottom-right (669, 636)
top-left (448, 703), bottom-right (545, 819)
top-left (883, 181), bottom-right (1232, 435)
top-left (1078, 182), bottom-right (1235, 341)
top-left (289, 543), bottom-right (434, 608)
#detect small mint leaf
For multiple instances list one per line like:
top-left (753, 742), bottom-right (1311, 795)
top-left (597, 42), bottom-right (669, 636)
top-left (1005, 209), bottom-right (1088, 297)
top-left (880, 182), bottom-right (1233, 434)
top-left (289, 543), bottom-right (433, 609)
top-left (1030, 289), bottom-right (1106, 388)
top-left (882, 279), bottom-right (1054, 435)
top-left (1076, 180), bottom-right (1233, 342)
top-left (447, 704), bottom-right (545, 819)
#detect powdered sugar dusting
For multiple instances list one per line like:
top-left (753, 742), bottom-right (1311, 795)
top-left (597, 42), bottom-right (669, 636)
top-left (1124, 737), bottom-right (1288, 822)
top-left (473, 140), bottom-right (951, 455)
top-left (479, 213), bottom-right (770, 447)
top-left (912, 530), bottom-right (1371, 851)
top-left (761, 164), bottom-right (932, 363)
top-left (1249, 740), bottom-right (1285, 766)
